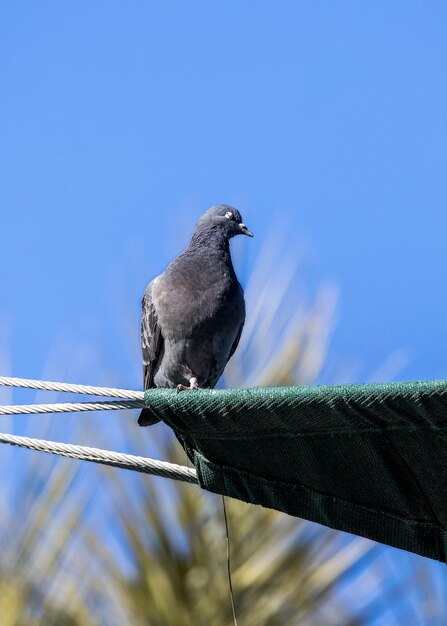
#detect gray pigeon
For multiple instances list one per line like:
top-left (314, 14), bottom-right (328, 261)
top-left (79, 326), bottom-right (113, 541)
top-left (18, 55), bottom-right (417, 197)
top-left (138, 204), bottom-right (253, 426)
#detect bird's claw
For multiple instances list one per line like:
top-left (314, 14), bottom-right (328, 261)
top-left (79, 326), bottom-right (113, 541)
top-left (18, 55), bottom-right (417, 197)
top-left (176, 378), bottom-right (201, 394)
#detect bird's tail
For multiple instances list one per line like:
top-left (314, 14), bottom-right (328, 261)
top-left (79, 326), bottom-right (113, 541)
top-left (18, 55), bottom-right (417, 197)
top-left (138, 408), bottom-right (162, 427)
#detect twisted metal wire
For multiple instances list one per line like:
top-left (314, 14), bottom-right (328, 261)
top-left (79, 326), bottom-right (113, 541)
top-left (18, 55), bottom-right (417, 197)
top-left (0, 376), bottom-right (144, 399)
top-left (0, 400), bottom-right (145, 415)
top-left (0, 376), bottom-right (197, 484)
top-left (0, 432), bottom-right (198, 483)
top-left (0, 376), bottom-right (146, 414)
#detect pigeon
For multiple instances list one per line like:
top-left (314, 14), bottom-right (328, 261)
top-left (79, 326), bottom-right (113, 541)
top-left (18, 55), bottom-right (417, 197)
top-left (138, 204), bottom-right (253, 426)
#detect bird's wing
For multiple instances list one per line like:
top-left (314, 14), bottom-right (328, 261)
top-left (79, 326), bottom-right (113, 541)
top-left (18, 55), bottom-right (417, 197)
top-left (228, 321), bottom-right (244, 360)
top-left (141, 278), bottom-right (163, 389)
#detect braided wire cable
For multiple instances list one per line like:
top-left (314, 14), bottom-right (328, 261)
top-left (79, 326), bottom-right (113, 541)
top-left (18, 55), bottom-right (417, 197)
top-left (0, 400), bottom-right (145, 415)
top-left (0, 376), bottom-right (144, 399)
top-left (0, 375), bottom-right (198, 483)
top-left (0, 432), bottom-right (198, 483)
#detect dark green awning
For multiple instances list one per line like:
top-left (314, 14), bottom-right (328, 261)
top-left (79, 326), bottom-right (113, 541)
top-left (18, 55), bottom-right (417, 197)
top-left (144, 380), bottom-right (447, 562)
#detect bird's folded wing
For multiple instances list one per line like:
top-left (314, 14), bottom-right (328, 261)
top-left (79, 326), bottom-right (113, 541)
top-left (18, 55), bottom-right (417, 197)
top-left (141, 278), bottom-right (163, 389)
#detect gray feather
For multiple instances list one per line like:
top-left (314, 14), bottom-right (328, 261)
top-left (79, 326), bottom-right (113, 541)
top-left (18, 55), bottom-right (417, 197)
top-left (138, 205), bottom-right (252, 427)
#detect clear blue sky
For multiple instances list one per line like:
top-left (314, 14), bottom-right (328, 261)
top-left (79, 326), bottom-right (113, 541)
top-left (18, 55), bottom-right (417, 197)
top-left (1, 2), bottom-right (447, 385)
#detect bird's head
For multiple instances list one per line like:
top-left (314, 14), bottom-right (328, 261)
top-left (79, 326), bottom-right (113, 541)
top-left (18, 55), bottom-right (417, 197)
top-left (197, 205), bottom-right (254, 239)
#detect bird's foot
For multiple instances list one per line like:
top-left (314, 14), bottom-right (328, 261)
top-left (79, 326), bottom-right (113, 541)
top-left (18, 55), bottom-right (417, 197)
top-left (176, 377), bottom-right (202, 394)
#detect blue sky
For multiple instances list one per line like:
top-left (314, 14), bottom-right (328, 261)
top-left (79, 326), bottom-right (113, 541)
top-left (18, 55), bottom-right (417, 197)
top-left (1, 1), bottom-right (447, 386)
top-left (1, 4), bottom-right (447, 621)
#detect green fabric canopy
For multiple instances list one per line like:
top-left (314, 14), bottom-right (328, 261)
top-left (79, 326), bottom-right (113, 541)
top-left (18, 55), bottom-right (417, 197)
top-left (144, 380), bottom-right (447, 562)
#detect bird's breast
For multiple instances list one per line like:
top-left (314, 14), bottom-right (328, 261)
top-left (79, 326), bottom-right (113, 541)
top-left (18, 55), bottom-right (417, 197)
top-left (154, 260), bottom-right (244, 339)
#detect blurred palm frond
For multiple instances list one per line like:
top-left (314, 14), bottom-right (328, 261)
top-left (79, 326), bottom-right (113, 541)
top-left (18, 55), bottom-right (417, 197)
top-left (0, 238), bottom-right (445, 625)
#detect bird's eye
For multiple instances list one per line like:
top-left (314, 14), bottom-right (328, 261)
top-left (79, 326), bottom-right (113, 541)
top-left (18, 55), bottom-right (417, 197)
top-left (225, 211), bottom-right (234, 220)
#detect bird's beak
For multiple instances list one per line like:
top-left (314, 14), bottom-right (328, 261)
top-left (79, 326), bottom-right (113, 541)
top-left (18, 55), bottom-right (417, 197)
top-left (239, 223), bottom-right (254, 237)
